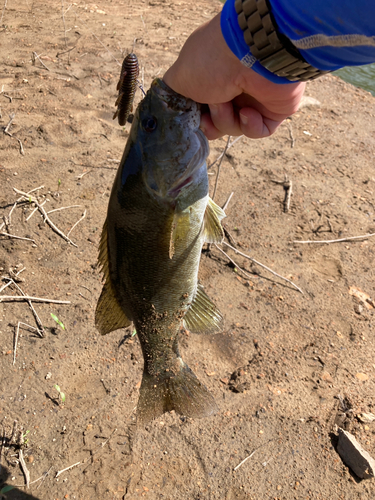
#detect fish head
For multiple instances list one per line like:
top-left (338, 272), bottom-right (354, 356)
top-left (135, 79), bottom-right (209, 200)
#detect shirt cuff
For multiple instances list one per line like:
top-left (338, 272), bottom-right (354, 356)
top-left (220, 0), bottom-right (296, 84)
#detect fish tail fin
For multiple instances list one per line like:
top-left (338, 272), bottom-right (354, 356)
top-left (136, 361), bottom-right (217, 425)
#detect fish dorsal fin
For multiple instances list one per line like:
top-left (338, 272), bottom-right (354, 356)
top-left (95, 218), bottom-right (131, 335)
top-left (203, 197), bottom-right (226, 244)
top-left (169, 211), bottom-right (191, 259)
top-left (183, 284), bottom-right (224, 334)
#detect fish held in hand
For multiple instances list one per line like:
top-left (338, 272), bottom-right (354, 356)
top-left (96, 79), bottom-right (225, 425)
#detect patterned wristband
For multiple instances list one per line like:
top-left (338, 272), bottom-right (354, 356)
top-left (235, 0), bottom-right (330, 81)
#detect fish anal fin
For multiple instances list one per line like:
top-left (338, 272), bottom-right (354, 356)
top-left (183, 284), bottom-right (224, 334)
top-left (95, 281), bottom-right (131, 335)
top-left (137, 360), bottom-right (217, 426)
top-left (203, 197), bottom-right (226, 244)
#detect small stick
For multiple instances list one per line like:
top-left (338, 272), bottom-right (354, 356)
top-left (286, 121), bottom-right (295, 148)
top-left (26, 200), bottom-right (46, 221)
top-left (234, 438), bottom-right (275, 471)
top-left (13, 322), bottom-right (39, 365)
top-left (208, 135), bottom-right (243, 170)
top-left (16, 137), bottom-right (25, 155)
top-left (13, 321), bottom-right (20, 365)
top-left (221, 241), bottom-right (303, 294)
top-left (4, 112), bottom-right (15, 134)
top-left (47, 204), bottom-right (81, 214)
top-left (222, 192), bottom-right (234, 212)
top-left (284, 179), bottom-right (292, 213)
top-left (293, 233), bottom-right (375, 244)
top-left (36, 465), bottom-right (53, 489)
top-left (56, 45), bottom-right (76, 57)
top-left (13, 188), bottom-right (77, 247)
top-left (214, 244), bottom-right (254, 281)
top-left (19, 449), bottom-right (30, 489)
top-left (9, 420), bottom-right (18, 445)
top-left (0, 232), bottom-right (36, 244)
top-left (223, 226), bottom-right (237, 247)
top-left (0, 280), bottom-right (12, 293)
top-left (61, 0), bottom-right (67, 48)
top-left (212, 135), bottom-right (231, 201)
top-left (32, 51), bottom-right (50, 71)
top-left (55, 461), bottom-right (81, 478)
top-left (0, 295), bottom-right (70, 304)
top-left (5, 278), bottom-right (44, 337)
top-left (67, 209), bottom-right (86, 237)
top-left (0, 0), bottom-right (7, 25)
top-left (12, 465), bottom-right (53, 488)
top-left (233, 450), bottom-right (256, 471)
top-left (75, 170), bottom-right (91, 179)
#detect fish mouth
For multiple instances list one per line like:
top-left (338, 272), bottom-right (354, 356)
top-left (152, 79), bottom-right (196, 114)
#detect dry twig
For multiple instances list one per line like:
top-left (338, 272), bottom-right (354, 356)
top-left (4, 278), bottom-right (45, 337)
top-left (67, 209), bottom-right (86, 237)
top-left (220, 241), bottom-right (303, 294)
top-left (13, 188), bottom-right (78, 247)
top-left (55, 461), bottom-right (81, 478)
top-left (32, 51), bottom-right (50, 71)
top-left (212, 135), bottom-right (231, 201)
top-left (294, 233), bottom-right (375, 244)
top-left (13, 322), bottom-right (39, 365)
top-left (0, 232), bottom-right (36, 244)
top-left (19, 449), bottom-right (30, 489)
top-left (208, 135), bottom-right (243, 170)
top-left (0, 295), bottom-right (70, 304)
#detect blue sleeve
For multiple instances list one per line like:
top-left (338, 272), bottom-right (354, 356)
top-left (221, 0), bottom-right (375, 84)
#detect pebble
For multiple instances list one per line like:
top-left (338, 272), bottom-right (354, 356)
top-left (337, 428), bottom-right (375, 479)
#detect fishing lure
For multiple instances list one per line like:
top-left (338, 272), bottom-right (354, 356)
top-left (113, 53), bottom-right (139, 126)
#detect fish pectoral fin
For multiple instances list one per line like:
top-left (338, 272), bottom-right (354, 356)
top-left (95, 281), bottom-right (131, 335)
top-left (137, 360), bottom-right (218, 426)
top-left (169, 211), bottom-right (191, 259)
top-left (183, 284), bottom-right (224, 334)
top-left (203, 197), bottom-right (226, 244)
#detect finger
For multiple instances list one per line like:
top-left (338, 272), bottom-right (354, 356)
top-left (208, 102), bottom-right (243, 137)
top-left (239, 108), bottom-right (283, 139)
top-left (200, 112), bottom-right (225, 140)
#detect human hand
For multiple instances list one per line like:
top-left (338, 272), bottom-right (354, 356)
top-left (163, 13), bottom-right (305, 140)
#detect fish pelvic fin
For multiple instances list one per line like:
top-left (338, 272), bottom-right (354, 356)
top-left (137, 360), bottom-right (218, 426)
top-left (203, 197), bottom-right (226, 244)
top-left (183, 284), bottom-right (224, 334)
top-left (95, 218), bottom-right (131, 334)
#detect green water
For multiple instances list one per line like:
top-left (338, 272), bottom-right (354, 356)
top-left (334, 64), bottom-right (375, 97)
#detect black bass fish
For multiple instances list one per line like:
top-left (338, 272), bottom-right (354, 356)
top-left (96, 79), bottom-right (225, 425)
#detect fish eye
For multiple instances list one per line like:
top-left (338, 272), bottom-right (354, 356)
top-left (142, 116), bottom-right (157, 133)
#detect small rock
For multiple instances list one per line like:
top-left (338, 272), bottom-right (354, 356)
top-left (45, 372), bottom-right (52, 380)
top-left (337, 427), bottom-right (375, 479)
top-left (321, 371), bottom-right (334, 383)
top-left (355, 372), bottom-right (369, 381)
top-left (357, 413), bottom-right (375, 424)
top-left (298, 96), bottom-right (321, 109)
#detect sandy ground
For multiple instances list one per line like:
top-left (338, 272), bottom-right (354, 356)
top-left (1, 1), bottom-right (375, 499)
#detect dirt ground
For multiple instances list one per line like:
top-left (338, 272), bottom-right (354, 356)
top-left (1, 1), bottom-right (375, 499)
